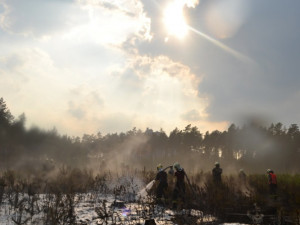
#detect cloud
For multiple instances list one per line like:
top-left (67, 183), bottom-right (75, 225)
top-left (181, 109), bottom-right (201, 121)
top-left (61, 52), bottom-right (213, 135)
top-left (197, 0), bottom-right (300, 127)
top-left (0, 0), bottom-right (153, 136)
top-left (65, 0), bottom-right (152, 45)
top-left (67, 86), bottom-right (104, 119)
top-left (0, 53), bottom-right (26, 77)
top-left (0, 0), bottom-right (151, 44)
top-left (184, 0), bottom-right (199, 8)
top-left (0, 47), bottom-right (94, 134)
top-left (0, 48), bottom-right (57, 95)
top-left (1, 0), bottom-right (255, 137)
top-left (99, 113), bottom-right (134, 133)
top-left (139, 0), bottom-right (300, 129)
top-left (0, 42), bottom-right (221, 136)
top-left (68, 101), bottom-right (86, 119)
top-left (0, 0), bottom-right (85, 38)
top-left (68, 90), bottom-right (104, 120)
top-left (98, 54), bottom-right (211, 133)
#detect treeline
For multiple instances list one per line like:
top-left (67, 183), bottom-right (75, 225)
top-left (0, 97), bottom-right (299, 174)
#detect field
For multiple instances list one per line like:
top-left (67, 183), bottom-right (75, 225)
top-left (0, 168), bottom-right (299, 225)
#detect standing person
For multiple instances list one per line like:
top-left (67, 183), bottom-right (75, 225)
top-left (212, 162), bottom-right (222, 184)
top-left (155, 164), bottom-right (168, 205)
top-left (238, 168), bottom-right (247, 188)
top-left (239, 169), bottom-right (247, 182)
top-left (172, 162), bottom-right (185, 209)
top-left (267, 169), bottom-right (277, 197)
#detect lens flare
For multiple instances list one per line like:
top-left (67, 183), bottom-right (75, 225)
top-left (121, 208), bottom-right (131, 217)
top-left (188, 25), bottom-right (253, 63)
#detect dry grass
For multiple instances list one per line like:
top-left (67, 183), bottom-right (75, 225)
top-left (0, 167), bottom-right (299, 224)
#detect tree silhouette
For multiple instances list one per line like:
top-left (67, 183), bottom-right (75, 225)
top-left (0, 96), bottom-right (299, 173)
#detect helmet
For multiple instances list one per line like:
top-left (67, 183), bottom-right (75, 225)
top-left (173, 162), bottom-right (181, 170)
top-left (266, 169), bottom-right (273, 173)
top-left (215, 162), bottom-right (220, 166)
top-left (157, 164), bottom-right (163, 171)
top-left (239, 169), bottom-right (244, 173)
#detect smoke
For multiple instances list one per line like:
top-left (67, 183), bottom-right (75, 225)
top-left (87, 133), bottom-right (150, 172)
top-left (1, 104), bottom-right (298, 178)
top-left (107, 173), bottom-right (146, 201)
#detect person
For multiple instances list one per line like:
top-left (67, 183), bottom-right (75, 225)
top-left (238, 169), bottom-right (247, 183)
top-left (155, 164), bottom-right (168, 205)
top-left (267, 169), bottom-right (277, 197)
top-left (172, 162), bottom-right (185, 209)
top-left (212, 162), bottom-right (222, 184)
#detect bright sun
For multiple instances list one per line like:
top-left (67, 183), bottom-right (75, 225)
top-left (163, 2), bottom-right (188, 39)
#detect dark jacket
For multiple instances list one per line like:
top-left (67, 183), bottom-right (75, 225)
top-left (156, 170), bottom-right (168, 185)
top-left (175, 169), bottom-right (185, 186)
top-left (212, 166), bottom-right (222, 182)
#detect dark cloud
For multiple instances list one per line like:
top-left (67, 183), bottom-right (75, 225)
top-left (199, 0), bottom-right (300, 125)
top-left (139, 0), bottom-right (300, 127)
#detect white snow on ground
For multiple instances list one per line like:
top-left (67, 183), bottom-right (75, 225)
top-left (0, 193), bottom-right (172, 224)
top-left (0, 192), bottom-right (250, 225)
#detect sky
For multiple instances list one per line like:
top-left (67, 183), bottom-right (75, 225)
top-left (0, 0), bottom-right (299, 137)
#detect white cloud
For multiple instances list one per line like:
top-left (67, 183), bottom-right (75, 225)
top-left (0, 41), bottom-right (223, 135)
top-left (0, 0), bottom-right (85, 38)
top-left (70, 0), bottom-right (152, 45)
top-left (181, 109), bottom-right (201, 121)
top-left (0, 0), bottom-right (151, 136)
top-left (184, 0), bottom-right (199, 8)
top-left (68, 89), bottom-right (104, 119)
top-left (94, 54), bottom-right (210, 133)
top-left (0, 0), bottom-right (152, 44)
top-left (0, 48), bottom-right (72, 119)
top-left (0, 0), bottom-right (233, 136)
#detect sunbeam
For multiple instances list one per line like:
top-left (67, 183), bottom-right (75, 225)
top-left (188, 25), bottom-right (253, 64)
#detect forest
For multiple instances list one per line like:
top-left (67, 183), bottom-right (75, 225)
top-left (1, 97), bottom-right (299, 174)
top-left (1, 97), bottom-right (300, 224)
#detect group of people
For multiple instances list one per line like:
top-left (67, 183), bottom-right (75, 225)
top-left (154, 162), bottom-right (278, 208)
top-left (155, 162), bottom-right (185, 209)
top-left (212, 163), bottom-right (278, 196)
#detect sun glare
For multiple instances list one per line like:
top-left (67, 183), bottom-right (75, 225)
top-left (163, 2), bottom-right (188, 39)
